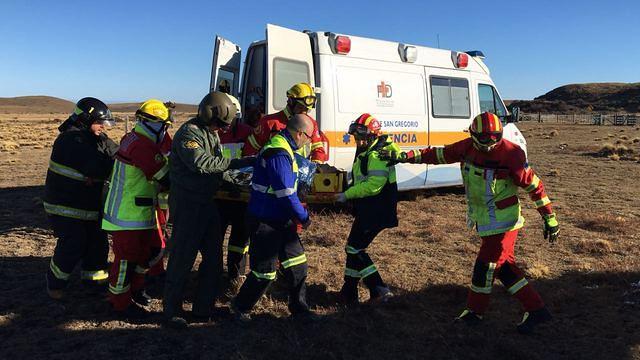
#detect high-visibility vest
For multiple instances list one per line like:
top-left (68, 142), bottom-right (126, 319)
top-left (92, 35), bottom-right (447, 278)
top-left (102, 129), bottom-right (168, 231)
top-left (251, 133), bottom-right (299, 197)
top-left (462, 161), bottom-right (524, 236)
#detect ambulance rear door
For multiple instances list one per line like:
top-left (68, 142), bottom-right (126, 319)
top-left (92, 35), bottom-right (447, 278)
top-left (266, 24), bottom-right (316, 118)
top-left (424, 67), bottom-right (472, 187)
top-left (210, 35), bottom-right (242, 98)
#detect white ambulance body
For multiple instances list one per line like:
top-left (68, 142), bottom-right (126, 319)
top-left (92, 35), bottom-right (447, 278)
top-left (211, 24), bottom-right (526, 190)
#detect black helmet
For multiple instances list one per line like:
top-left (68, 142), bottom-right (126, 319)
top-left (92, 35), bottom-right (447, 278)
top-left (197, 91), bottom-right (237, 127)
top-left (72, 97), bottom-right (114, 128)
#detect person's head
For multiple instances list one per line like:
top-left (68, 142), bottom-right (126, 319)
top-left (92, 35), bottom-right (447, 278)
top-left (348, 113), bottom-right (381, 149)
top-left (71, 97), bottom-right (114, 136)
top-left (245, 104), bottom-right (265, 128)
top-left (136, 99), bottom-right (172, 142)
top-left (197, 91), bottom-right (237, 133)
top-left (218, 79), bottom-right (231, 94)
top-left (286, 83), bottom-right (316, 115)
top-left (287, 113), bottom-right (314, 148)
top-left (469, 112), bottom-right (503, 152)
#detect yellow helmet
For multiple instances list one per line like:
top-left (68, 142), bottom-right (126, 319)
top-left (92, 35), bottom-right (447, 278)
top-left (286, 82), bottom-right (316, 109)
top-left (136, 99), bottom-right (171, 124)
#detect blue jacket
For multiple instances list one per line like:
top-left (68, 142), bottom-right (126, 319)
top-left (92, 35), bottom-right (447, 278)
top-left (247, 130), bottom-right (309, 224)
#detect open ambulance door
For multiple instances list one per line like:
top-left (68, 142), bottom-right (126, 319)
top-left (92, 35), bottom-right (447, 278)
top-left (266, 24), bottom-right (316, 117)
top-left (210, 36), bottom-right (242, 98)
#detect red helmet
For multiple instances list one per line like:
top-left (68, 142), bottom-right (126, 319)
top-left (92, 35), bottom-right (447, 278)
top-left (470, 112), bottom-right (503, 151)
top-left (348, 113), bottom-right (381, 138)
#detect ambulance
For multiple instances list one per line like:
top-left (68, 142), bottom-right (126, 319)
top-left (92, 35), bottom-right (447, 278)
top-left (210, 24), bottom-right (526, 191)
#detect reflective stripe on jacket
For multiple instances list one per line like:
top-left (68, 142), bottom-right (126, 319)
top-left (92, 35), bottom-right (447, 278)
top-left (247, 131), bottom-right (308, 223)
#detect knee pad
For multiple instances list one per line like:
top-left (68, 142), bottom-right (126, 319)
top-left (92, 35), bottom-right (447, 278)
top-left (470, 260), bottom-right (497, 294)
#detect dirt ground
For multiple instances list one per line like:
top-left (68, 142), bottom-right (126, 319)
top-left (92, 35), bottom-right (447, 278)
top-left (1, 115), bottom-right (639, 360)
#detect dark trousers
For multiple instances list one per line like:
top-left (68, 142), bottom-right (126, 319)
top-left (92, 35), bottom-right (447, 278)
top-left (234, 216), bottom-right (309, 314)
top-left (163, 195), bottom-right (223, 318)
top-left (341, 220), bottom-right (386, 300)
top-left (46, 215), bottom-right (109, 290)
top-left (218, 200), bottom-right (250, 279)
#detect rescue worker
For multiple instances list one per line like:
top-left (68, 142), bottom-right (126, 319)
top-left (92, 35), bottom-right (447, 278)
top-left (102, 99), bottom-right (172, 317)
top-left (163, 91), bottom-right (254, 329)
top-left (218, 94), bottom-right (253, 295)
top-left (231, 114), bottom-right (318, 322)
top-left (44, 97), bottom-right (118, 299)
top-left (334, 113), bottom-right (400, 305)
top-left (242, 82), bottom-right (327, 162)
top-left (382, 112), bottom-right (559, 334)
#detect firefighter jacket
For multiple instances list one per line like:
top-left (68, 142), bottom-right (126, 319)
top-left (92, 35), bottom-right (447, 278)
top-left (242, 107), bottom-right (327, 162)
top-left (219, 122), bottom-right (252, 160)
top-left (102, 125), bottom-right (172, 231)
top-left (345, 135), bottom-right (400, 229)
top-left (43, 122), bottom-right (118, 220)
top-left (408, 138), bottom-right (554, 236)
top-left (247, 130), bottom-right (308, 224)
top-left (169, 117), bottom-right (233, 203)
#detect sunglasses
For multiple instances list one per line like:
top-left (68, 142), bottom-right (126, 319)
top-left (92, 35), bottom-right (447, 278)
top-left (300, 130), bottom-right (313, 140)
top-left (294, 96), bottom-right (317, 108)
top-left (474, 132), bottom-right (502, 144)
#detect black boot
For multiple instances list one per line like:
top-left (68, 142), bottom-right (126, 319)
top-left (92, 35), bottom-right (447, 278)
top-left (132, 290), bottom-right (152, 306)
top-left (517, 307), bottom-right (552, 334)
top-left (338, 278), bottom-right (360, 307)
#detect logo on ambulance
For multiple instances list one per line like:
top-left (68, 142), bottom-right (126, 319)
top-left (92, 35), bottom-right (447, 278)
top-left (377, 81), bottom-right (392, 98)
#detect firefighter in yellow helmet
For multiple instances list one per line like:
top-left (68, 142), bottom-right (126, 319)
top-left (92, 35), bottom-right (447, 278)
top-left (102, 99), bottom-right (173, 319)
top-left (242, 82), bottom-right (328, 162)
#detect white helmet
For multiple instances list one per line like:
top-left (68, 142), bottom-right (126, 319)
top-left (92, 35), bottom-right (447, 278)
top-left (224, 93), bottom-right (242, 120)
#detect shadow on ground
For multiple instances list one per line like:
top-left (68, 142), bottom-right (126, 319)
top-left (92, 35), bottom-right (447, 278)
top-left (0, 254), bottom-right (637, 360)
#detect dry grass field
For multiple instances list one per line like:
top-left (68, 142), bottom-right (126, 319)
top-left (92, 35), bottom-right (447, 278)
top-left (1, 113), bottom-right (639, 359)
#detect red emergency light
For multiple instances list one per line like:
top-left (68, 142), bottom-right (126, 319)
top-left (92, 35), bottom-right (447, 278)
top-left (456, 53), bottom-right (469, 68)
top-left (334, 35), bottom-right (351, 54)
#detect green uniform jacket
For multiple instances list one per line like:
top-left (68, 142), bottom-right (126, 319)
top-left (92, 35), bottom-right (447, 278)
top-left (170, 118), bottom-right (231, 203)
top-left (345, 135), bottom-right (400, 229)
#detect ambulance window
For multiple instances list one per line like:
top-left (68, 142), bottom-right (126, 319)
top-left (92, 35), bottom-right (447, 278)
top-left (478, 84), bottom-right (507, 117)
top-left (273, 58), bottom-right (309, 110)
top-left (430, 76), bottom-right (470, 118)
top-left (243, 44), bottom-right (266, 111)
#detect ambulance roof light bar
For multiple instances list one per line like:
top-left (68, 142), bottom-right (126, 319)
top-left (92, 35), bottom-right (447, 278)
top-left (327, 33), bottom-right (351, 55)
top-left (452, 51), bottom-right (469, 69)
top-left (398, 43), bottom-right (417, 63)
top-left (465, 50), bottom-right (486, 59)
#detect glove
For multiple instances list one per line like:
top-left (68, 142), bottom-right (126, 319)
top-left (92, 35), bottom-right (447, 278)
top-left (378, 150), bottom-right (412, 164)
top-left (543, 213), bottom-right (559, 243)
top-left (335, 192), bottom-right (347, 203)
top-left (301, 217), bottom-right (312, 230)
top-left (228, 155), bottom-right (256, 169)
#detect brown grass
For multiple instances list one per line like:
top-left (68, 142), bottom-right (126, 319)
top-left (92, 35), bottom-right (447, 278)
top-left (577, 239), bottom-right (614, 254)
top-left (575, 213), bottom-right (631, 234)
top-left (549, 130), bottom-right (559, 137)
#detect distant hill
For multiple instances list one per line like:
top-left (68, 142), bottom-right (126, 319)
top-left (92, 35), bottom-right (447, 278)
top-left (510, 83), bottom-right (640, 114)
top-left (0, 96), bottom-right (197, 114)
top-left (109, 102), bottom-right (197, 113)
top-left (0, 96), bottom-right (75, 113)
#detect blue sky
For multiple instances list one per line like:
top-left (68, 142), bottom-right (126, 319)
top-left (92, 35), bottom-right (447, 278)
top-left (0, 0), bottom-right (638, 103)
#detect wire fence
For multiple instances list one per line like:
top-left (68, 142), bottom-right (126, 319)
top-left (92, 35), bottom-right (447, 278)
top-left (520, 113), bottom-right (639, 126)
